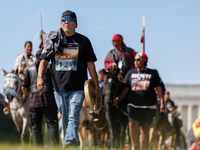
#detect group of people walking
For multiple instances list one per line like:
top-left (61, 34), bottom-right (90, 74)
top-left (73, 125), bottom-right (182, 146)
top-left (10, 9), bottom-right (181, 150)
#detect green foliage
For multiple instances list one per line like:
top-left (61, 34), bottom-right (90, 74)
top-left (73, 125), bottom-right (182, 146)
top-left (0, 103), bottom-right (20, 144)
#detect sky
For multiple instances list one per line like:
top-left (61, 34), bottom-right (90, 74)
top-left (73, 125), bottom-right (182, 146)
top-left (0, 0), bottom-right (200, 94)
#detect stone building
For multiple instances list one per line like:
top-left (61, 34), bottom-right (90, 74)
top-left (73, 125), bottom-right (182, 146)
top-left (165, 84), bottom-right (200, 135)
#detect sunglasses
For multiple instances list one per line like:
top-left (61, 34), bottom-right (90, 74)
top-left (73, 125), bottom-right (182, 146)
top-left (112, 40), bottom-right (120, 42)
top-left (134, 59), bottom-right (142, 61)
top-left (62, 18), bottom-right (75, 23)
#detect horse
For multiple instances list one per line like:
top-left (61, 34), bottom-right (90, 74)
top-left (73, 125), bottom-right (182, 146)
top-left (2, 69), bottom-right (32, 145)
top-left (103, 69), bottom-right (129, 150)
top-left (92, 106), bottom-right (109, 148)
top-left (79, 107), bottom-right (94, 149)
top-left (149, 112), bottom-right (187, 150)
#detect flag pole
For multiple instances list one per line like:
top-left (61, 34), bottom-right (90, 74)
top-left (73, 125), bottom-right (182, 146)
top-left (40, 11), bottom-right (43, 30)
top-left (143, 15), bottom-right (145, 53)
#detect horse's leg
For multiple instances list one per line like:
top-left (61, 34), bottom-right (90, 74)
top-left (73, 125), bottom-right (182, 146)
top-left (157, 135), bottom-right (163, 150)
top-left (181, 132), bottom-right (187, 150)
top-left (81, 125), bottom-right (87, 148)
top-left (28, 120), bottom-right (32, 145)
top-left (21, 117), bottom-right (29, 145)
top-left (105, 104), bottom-right (115, 150)
top-left (114, 121), bottom-right (120, 150)
top-left (127, 127), bottom-right (132, 150)
top-left (88, 130), bottom-right (93, 148)
top-left (120, 122), bottom-right (127, 150)
top-left (104, 130), bottom-right (109, 148)
top-left (148, 127), bottom-right (154, 148)
top-left (21, 96), bottom-right (31, 145)
top-left (10, 109), bottom-right (23, 143)
top-left (11, 112), bottom-right (22, 133)
top-left (77, 128), bottom-right (83, 150)
top-left (94, 130), bottom-right (99, 148)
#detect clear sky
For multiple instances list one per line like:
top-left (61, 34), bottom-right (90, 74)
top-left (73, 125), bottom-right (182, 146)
top-left (0, 0), bottom-right (200, 93)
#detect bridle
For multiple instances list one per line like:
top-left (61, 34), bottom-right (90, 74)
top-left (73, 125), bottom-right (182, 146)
top-left (8, 96), bottom-right (29, 111)
top-left (93, 122), bottom-right (108, 131)
top-left (4, 73), bottom-right (27, 111)
top-left (3, 73), bottom-right (21, 98)
top-left (104, 74), bottom-right (121, 103)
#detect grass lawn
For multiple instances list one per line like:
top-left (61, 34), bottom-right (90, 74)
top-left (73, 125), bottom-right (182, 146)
top-left (0, 143), bottom-right (82, 150)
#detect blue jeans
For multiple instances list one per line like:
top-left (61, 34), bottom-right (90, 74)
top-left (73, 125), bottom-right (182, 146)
top-left (54, 90), bottom-right (84, 147)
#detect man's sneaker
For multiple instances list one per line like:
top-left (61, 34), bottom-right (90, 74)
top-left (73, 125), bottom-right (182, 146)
top-left (64, 143), bottom-right (73, 148)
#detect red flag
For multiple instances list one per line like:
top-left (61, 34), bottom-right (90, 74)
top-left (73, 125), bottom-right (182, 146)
top-left (141, 15), bottom-right (145, 53)
top-left (192, 137), bottom-right (200, 150)
top-left (141, 29), bottom-right (144, 43)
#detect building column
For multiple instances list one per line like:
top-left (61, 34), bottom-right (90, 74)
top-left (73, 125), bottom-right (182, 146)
top-left (187, 105), bottom-right (192, 131)
top-left (198, 105), bottom-right (200, 117)
top-left (178, 105), bottom-right (182, 119)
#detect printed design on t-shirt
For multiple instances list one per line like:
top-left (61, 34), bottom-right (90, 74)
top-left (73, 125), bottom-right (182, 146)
top-left (131, 73), bottom-right (151, 91)
top-left (55, 47), bottom-right (79, 71)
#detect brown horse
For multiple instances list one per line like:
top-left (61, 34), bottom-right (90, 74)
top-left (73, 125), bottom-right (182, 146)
top-left (149, 112), bottom-right (187, 150)
top-left (92, 106), bottom-right (109, 148)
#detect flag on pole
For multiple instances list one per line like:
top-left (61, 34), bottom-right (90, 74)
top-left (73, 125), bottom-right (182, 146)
top-left (141, 28), bottom-right (144, 43)
top-left (141, 15), bottom-right (145, 53)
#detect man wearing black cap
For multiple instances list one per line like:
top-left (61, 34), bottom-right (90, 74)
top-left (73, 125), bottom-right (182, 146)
top-left (37, 10), bottom-right (99, 147)
top-left (164, 91), bottom-right (175, 116)
top-left (21, 50), bottom-right (59, 146)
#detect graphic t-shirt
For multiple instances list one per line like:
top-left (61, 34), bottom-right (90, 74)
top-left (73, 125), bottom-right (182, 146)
top-left (55, 47), bottom-right (79, 71)
top-left (40, 32), bottom-right (97, 91)
top-left (123, 68), bottom-right (162, 108)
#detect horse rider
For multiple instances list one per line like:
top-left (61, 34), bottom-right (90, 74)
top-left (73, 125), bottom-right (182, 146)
top-left (104, 34), bottom-right (136, 81)
top-left (89, 69), bottom-right (106, 120)
top-left (113, 52), bottom-right (164, 150)
top-left (14, 41), bottom-right (36, 80)
top-left (21, 50), bottom-right (59, 146)
top-left (37, 10), bottom-right (100, 148)
top-left (164, 91), bottom-right (175, 116)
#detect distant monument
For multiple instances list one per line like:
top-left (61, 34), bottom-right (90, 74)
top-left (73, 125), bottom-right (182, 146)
top-left (165, 84), bottom-right (200, 134)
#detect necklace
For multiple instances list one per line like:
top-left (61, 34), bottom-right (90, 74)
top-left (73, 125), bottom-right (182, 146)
top-left (137, 68), bottom-right (146, 80)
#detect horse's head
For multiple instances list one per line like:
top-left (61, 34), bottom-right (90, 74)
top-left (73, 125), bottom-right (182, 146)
top-left (3, 69), bottom-right (21, 102)
top-left (104, 69), bottom-right (121, 104)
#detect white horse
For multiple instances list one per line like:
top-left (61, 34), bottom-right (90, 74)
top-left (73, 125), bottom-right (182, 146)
top-left (3, 69), bottom-right (32, 145)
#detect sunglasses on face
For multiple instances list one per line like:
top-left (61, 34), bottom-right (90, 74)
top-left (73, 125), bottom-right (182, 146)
top-left (62, 18), bottom-right (74, 23)
top-left (112, 40), bottom-right (120, 42)
top-left (134, 59), bottom-right (143, 62)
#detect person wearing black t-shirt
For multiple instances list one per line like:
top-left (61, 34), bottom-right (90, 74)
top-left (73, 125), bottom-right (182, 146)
top-left (37, 10), bottom-right (100, 148)
top-left (113, 52), bottom-right (164, 150)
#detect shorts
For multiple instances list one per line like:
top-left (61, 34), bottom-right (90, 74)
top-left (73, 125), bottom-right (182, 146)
top-left (127, 106), bottom-right (156, 125)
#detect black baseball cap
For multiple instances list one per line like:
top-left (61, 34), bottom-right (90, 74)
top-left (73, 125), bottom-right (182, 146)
top-left (61, 10), bottom-right (77, 24)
